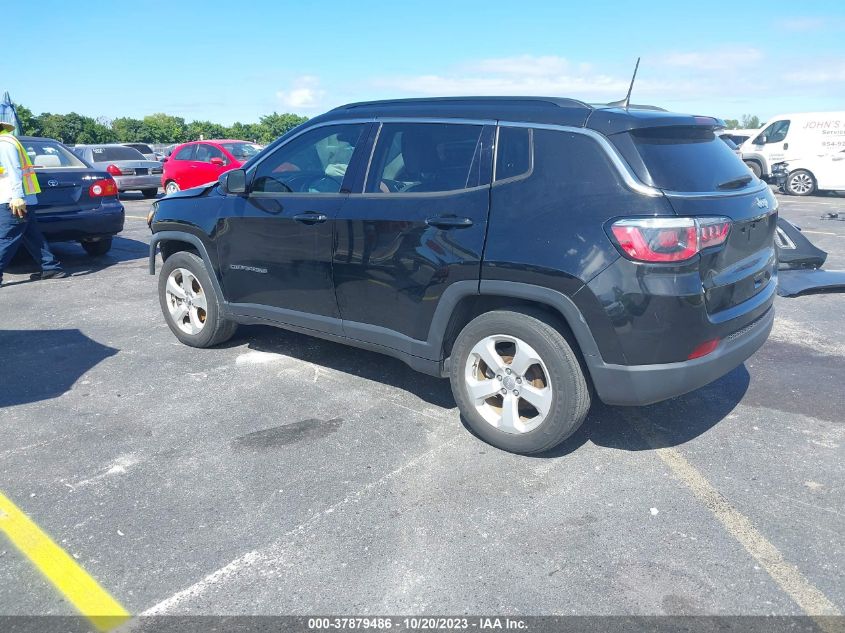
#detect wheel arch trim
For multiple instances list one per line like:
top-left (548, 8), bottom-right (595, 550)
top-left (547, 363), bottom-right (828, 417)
top-left (149, 231), bottom-right (225, 305)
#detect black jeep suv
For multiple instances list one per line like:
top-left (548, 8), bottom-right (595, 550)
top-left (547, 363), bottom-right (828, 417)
top-left (149, 97), bottom-right (776, 454)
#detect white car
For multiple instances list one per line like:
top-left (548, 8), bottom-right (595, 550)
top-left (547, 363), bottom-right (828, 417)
top-left (773, 149), bottom-right (845, 196)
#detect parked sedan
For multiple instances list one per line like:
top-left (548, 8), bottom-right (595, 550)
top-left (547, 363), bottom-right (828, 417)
top-left (73, 144), bottom-right (162, 198)
top-left (161, 139), bottom-right (262, 194)
top-left (121, 142), bottom-right (159, 162)
top-left (20, 136), bottom-right (124, 256)
top-left (773, 149), bottom-right (845, 196)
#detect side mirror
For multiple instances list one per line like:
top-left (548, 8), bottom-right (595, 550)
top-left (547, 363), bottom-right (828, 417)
top-left (220, 169), bottom-right (246, 194)
top-left (755, 135), bottom-right (768, 145)
top-left (210, 157), bottom-right (225, 166)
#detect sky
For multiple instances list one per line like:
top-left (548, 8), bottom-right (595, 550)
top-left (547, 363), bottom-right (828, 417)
top-left (5, 0), bottom-right (844, 126)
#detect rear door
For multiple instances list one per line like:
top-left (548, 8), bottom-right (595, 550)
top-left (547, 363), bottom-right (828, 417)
top-left (167, 144), bottom-right (199, 188)
top-left (621, 125), bottom-right (777, 318)
top-left (333, 121), bottom-right (493, 345)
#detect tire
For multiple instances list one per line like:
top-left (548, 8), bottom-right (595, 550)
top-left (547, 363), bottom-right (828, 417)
top-left (158, 251), bottom-right (237, 348)
top-left (81, 237), bottom-right (113, 256)
top-left (785, 169), bottom-right (816, 196)
top-left (142, 188), bottom-right (158, 199)
top-left (744, 160), bottom-right (762, 178)
top-left (449, 309), bottom-right (591, 455)
top-left (164, 180), bottom-right (180, 195)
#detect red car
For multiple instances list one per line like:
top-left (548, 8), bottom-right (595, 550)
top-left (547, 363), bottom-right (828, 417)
top-left (161, 139), bottom-right (262, 194)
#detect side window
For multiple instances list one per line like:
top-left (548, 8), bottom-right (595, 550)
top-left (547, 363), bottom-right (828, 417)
top-left (251, 124), bottom-right (365, 194)
top-left (195, 144), bottom-right (226, 163)
top-left (173, 145), bottom-right (195, 161)
top-left (532, 129), bottom-right (621, 195)
top-left (365, 123), bottom-right (483, 193)
top-left (495, 127), bottom-right (532, 182)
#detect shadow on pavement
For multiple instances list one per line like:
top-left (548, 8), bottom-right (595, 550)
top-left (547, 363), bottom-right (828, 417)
top-left (0, 329), bottom-right (118, 408)
top-left (232, 324), bottom-right (749, 450)
top-left (4, 236), bottom-right (148, 286)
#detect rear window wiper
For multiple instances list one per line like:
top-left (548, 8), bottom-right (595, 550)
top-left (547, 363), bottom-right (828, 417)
top-left (717, 175), bottom-right (753, 190)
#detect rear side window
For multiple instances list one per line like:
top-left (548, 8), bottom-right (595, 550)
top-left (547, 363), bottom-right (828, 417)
top-left (495, 127), bottom-right (532, 181)
top-left (173, 145), bottom-right (195, 161)
top-left (90, 146), bottom-right (145, 161)
top-left (625, 127), bottom-right (752, 192)
top-left (365, 123), bottom-right (483, 193)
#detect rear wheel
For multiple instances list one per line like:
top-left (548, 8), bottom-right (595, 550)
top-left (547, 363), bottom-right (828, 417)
top-left (449, 309), bottom-right (590, 454)
top-left (142, 188), bottom-right (158, 199)
top-left (744, 160), bottom-right (762, 178)
top-left (158, 251), bottom-right (237, 347)
top-left (164, 180), bottom-right (180, 195)
top-left (81, 237), bottom-right (112, 256)
top-left (786, 169), bottom-right (816, 196)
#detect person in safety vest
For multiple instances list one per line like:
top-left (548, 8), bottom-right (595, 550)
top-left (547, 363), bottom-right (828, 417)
top-left (0, 116), bottom-right (65, 287)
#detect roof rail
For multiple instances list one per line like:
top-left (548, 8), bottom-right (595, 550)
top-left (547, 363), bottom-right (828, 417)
top-left (333, 96), bottom-right (595, 112)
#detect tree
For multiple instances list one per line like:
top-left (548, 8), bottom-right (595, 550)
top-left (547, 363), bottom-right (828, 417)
top-left (256, 112), bottom-right (307, 144)
top-left (12, 103), bottom-right (39, 136)
top-left (739, 114), bottom-right (761, 129)
top-left (724, 119), bottom-right (739, 130)
top-left (142, 113), bottom-right (187, 143)
top-left (34, 112), bottom-right (114, 144)
top-left (186, 120), bottom-right (228, 141)
top-left (112, 117), bottom-right (147, 142)
top-left (227, 121), bottom-right (260, 142)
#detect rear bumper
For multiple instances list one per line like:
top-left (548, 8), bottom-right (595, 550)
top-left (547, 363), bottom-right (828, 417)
top-left (36, 202), bottom-right (125, 242)
top-left (115, 175), bottom-right (160, 191)
top-left (589, 305), bottom-right (773, 406)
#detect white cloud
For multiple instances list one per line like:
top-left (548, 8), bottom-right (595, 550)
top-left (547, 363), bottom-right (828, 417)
top-left (661, 47), bottom-right (764, 71)
top-left (783, 62), bottom-right (845, 83)
top-left (277, 76), bottom-right (326, 111)
top-left (775, 16), bottom-right (828, 32)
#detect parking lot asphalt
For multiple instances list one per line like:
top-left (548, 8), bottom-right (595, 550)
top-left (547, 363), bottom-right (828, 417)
top-left (0, 192), bottom-right (843, 622)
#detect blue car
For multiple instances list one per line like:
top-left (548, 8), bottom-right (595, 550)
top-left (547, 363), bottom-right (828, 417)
top-left (20, 135), bottom-right (125, 256)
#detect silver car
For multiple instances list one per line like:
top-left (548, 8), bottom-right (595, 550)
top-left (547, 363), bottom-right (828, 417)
top-left (73, 144), bottom-right (162, 198)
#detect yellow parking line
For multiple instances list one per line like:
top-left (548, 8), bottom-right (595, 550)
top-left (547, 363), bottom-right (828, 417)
top-left (632, 423), bottom-right (841, 629)
top-left (0, 491), bottom-right (130, 631)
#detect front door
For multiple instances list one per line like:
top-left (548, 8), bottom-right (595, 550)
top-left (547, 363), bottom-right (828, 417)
top-left (217, 123), bottom-right (369, 326)
top-left (193, 143), bottom-right (230, 186)
top-left (333, 121), bottom-right (493, 346)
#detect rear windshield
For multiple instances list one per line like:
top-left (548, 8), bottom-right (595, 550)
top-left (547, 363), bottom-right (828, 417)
top-left (626, 126), bottom-right (752, 192)
top-left (21, 140), bottom-right (88, 168)
top-left (90, 146), bottom-right (146, 161)
top-left (221, 142), bottom-right (262, 160)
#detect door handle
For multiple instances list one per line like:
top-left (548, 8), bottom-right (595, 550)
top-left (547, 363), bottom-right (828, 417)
top-left (783, 143), bottom-right (789, 150)
top-left (293, 212), bottom-right (328, 224)
top-left (425, 216), bottom-right (473, 229)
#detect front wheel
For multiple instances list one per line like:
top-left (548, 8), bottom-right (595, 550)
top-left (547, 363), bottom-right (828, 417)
top-left (785, 169), bottom-right (816, 196)
top-left (164, 180), bottom-right (180, 195)
top-left (81, 237), bottom-right (112, 256)
top-left (744, 160), bottom-right (762, 178)
top-left (158, 251), bottom-right (237, 347)
top-left (449, 309), bottom-right (591, 454)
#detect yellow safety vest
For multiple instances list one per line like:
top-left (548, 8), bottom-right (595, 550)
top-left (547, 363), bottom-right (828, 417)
top-left (0, 132), bottom-right (41, 195)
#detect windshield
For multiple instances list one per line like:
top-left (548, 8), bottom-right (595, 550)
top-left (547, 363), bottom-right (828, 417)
top-left (624, 126), bottom-right (753, 192)
top-left (89, 145), bottom-right (146, 162)
top-left (221, 142), bottom-right (262, 160)
top-left (22, 140), bottom-right (88, 168)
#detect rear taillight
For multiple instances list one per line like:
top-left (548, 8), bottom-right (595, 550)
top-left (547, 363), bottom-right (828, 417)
top-left (610, 217), bottom-right (731, 263)
top-left (106, 164), bottom-right (122, 176)
top-left (89, 178), bottom-right (118, 197)
top-left (688, 338), bottom-right (720, 360)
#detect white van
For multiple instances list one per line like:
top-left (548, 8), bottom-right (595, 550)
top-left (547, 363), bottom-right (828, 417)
top-left (740, 112), bottom-right (845, 179)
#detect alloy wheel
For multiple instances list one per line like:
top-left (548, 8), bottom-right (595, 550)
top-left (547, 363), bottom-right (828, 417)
top-left (788, 172), bottom-right (813, 195)
top-left (165, 181), bottom-right (180, 195)
top-left (464, 334), bottom-right (553, 434)
top-left (165, 268), bottom-right (207, 335)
